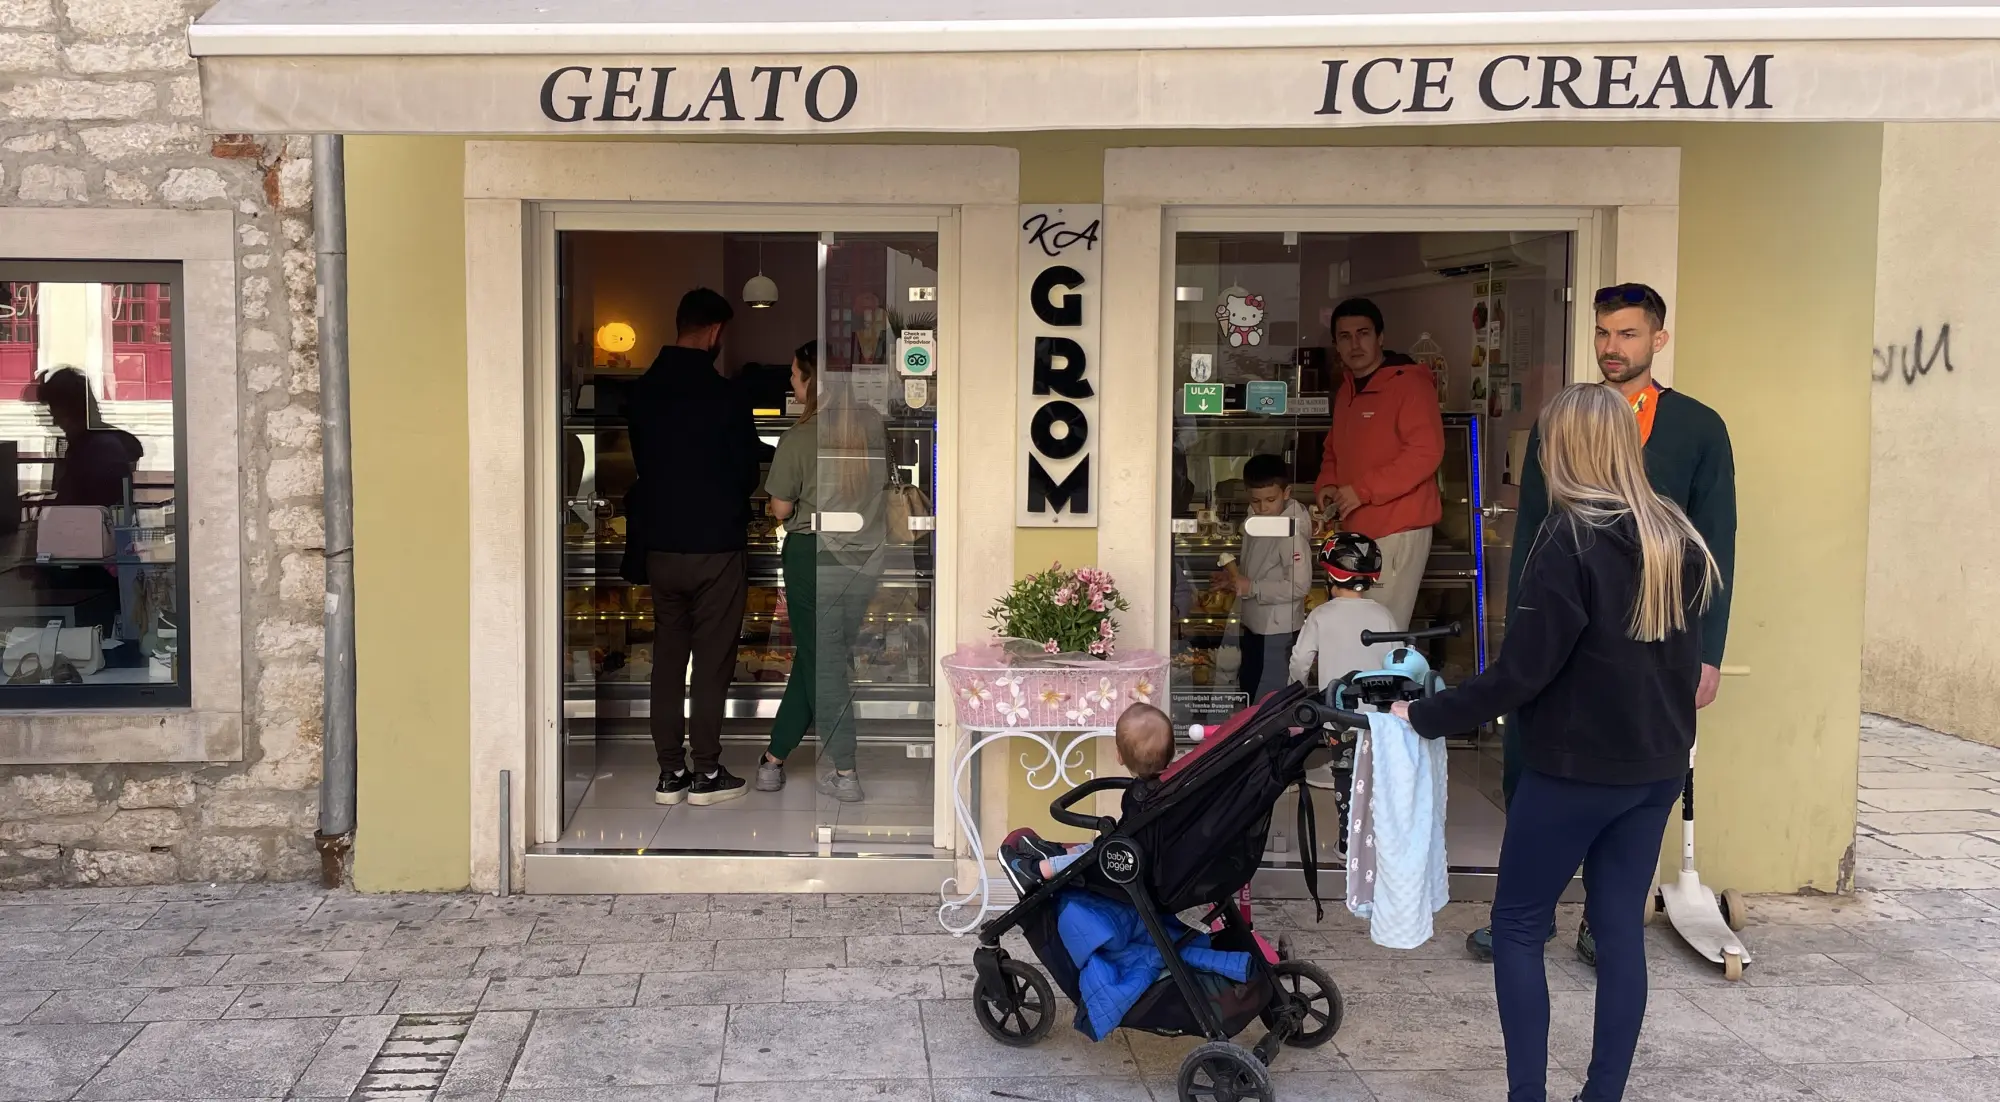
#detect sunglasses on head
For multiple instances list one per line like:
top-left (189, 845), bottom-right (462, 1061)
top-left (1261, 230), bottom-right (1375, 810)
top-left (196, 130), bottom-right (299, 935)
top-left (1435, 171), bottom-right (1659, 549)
top-left (1594, 285), bottom-right (1661, 309)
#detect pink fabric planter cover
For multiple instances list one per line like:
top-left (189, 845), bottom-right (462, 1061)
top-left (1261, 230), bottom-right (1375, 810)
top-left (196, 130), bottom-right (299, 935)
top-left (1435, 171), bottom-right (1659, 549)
top-left (942, 645), bottom-right (1167, 731)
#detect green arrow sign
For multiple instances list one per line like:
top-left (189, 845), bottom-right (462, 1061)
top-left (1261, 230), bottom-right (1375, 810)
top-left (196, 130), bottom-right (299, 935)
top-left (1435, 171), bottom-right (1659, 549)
top-left (1183, 383), bottom-right (1224, 415)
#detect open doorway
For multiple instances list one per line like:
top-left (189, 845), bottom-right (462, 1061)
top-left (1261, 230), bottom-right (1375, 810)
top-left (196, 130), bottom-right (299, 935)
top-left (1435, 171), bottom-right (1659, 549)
top-left (552, 228), bottom-right (943, 861)
top-left (1164, 226), bottom-right (1577, 879)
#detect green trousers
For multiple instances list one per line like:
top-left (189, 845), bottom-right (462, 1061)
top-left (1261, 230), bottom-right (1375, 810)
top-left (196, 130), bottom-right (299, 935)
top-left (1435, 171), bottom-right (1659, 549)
top-left (766, 533), bottom-right (876, 772)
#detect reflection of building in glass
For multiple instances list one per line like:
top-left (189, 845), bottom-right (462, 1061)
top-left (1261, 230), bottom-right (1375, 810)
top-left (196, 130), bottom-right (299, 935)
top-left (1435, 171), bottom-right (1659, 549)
top-left (0, 278), bottom-right (181, 695)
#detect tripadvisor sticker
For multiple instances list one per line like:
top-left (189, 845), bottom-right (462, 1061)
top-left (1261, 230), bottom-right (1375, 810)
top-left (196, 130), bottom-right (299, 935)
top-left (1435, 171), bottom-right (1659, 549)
top-left (896, 329), bottom-right (937, 377)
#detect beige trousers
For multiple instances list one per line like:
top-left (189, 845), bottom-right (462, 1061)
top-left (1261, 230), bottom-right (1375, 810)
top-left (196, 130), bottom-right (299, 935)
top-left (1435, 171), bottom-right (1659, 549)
top-left (1370, 526), bottom-right (1433, 631)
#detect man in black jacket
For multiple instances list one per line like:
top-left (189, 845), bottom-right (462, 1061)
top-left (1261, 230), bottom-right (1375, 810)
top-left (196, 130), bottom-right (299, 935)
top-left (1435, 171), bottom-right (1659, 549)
top-left (1468, 282), bottom-right (1737, 965)
top-left (627, 288), bottom-right (759, 807)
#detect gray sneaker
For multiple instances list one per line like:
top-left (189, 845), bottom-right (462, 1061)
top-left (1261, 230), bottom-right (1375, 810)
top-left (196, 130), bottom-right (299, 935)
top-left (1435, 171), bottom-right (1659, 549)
top-left (755, 756), bottom-right (786, 792)
top-left (817, 769), bottom-right (865, 803)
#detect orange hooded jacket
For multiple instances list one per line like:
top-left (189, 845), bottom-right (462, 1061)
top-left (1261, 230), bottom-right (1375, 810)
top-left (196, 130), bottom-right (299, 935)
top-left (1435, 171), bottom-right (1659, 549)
top-left (1313, 362), bottom-right (1445, 540)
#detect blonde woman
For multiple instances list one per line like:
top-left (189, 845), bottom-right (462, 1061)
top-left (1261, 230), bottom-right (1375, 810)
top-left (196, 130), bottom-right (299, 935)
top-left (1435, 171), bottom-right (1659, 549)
top-left (1394, 382), bottom-right (1721, 1102)
top-left (759, 342), bottom-right (888, 803)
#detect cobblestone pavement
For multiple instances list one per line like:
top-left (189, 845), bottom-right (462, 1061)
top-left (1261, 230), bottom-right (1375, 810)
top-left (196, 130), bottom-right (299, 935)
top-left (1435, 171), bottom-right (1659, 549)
top-left (5, 716), bottom-right (2000, 1101)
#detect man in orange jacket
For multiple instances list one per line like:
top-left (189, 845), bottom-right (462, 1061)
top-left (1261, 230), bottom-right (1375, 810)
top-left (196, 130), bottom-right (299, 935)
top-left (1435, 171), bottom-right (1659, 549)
top-left (1313, 298), bottom-right (1445, 629)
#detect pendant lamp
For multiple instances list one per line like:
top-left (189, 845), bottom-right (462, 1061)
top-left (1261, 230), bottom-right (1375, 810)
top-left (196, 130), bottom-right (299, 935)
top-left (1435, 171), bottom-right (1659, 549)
top-left (744, 237), bottom-right (778, 308)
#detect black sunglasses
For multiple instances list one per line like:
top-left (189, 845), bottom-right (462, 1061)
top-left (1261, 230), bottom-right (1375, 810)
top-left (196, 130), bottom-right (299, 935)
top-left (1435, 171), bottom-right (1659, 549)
top-left (1593, 285), bottom-right (1662, 309)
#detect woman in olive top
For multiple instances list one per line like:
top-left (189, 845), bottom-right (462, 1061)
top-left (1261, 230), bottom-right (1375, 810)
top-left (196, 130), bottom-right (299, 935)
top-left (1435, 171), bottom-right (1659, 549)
top-left (758, 340), bottom-right (888, 803)
top-left (1395, 383), bottom-right (1721, 1102)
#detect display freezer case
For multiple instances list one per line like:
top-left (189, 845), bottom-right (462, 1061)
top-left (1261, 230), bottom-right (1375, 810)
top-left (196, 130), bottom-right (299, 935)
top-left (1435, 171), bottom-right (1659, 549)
top-left (561, 410), bottom-right (939, 729)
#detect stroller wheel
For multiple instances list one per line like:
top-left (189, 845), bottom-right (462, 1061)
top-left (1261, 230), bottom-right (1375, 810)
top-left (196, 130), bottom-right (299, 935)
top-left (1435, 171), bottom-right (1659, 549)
top-left (972, 958), bottom-right (1055, 1047)
top-left (1177, 1041), bottom-right (1274, 1102)
top-left (1260, 960), bottom-right (1343, 1048)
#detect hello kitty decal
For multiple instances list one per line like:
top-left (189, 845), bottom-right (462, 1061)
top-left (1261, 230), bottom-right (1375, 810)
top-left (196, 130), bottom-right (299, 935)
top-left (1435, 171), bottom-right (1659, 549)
top-left (1216, 291), bottom-right (1267, 348)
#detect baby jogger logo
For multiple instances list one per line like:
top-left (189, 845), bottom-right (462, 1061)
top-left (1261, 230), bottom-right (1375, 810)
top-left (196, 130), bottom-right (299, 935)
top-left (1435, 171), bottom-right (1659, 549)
top-left (1099, 840), bottom-right (1139, 883)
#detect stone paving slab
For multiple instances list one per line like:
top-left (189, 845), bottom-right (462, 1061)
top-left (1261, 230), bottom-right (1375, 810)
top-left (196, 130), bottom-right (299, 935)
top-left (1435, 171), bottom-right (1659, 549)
top-left (4, 715), bottom-right (2000, 1100)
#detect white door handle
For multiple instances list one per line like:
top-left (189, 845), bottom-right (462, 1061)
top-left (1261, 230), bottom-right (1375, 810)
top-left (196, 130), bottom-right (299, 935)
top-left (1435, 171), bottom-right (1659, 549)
top-left (817, 511), bottom-right (865, 534)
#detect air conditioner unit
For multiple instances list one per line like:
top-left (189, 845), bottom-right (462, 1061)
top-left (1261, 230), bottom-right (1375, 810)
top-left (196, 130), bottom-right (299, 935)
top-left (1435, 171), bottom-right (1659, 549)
top-left (1417, 231), bottom-right (1549, 273)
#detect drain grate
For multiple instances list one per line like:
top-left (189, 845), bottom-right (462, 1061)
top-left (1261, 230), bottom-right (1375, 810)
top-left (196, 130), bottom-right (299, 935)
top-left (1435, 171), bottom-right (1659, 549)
top-left (349, 1013), bottom-right (475, 1101)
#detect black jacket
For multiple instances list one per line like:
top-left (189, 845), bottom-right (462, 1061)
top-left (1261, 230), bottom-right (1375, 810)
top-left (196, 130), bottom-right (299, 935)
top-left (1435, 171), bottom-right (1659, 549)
top-left (1510, 388), bottom-right (1735, 666)
top-left (1410, 514), bottom-right (1704, 786)
top-left (626, 345), bottom-right (760, 555)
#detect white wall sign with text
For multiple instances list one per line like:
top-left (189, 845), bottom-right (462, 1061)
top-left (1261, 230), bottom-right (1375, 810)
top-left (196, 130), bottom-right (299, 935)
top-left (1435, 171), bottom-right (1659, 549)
top-left (197, 45), bottom-right (2000, 134)
top-left (1017, 204), bottom-right (1101, 528)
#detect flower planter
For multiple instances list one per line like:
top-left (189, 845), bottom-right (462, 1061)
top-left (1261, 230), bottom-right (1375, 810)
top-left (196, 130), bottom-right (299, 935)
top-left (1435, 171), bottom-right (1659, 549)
top-left (942, 645), bottom-right (1167, 731)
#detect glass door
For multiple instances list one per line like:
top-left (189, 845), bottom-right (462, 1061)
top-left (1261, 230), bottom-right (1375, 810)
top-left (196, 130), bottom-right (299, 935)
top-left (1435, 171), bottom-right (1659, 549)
top-left (812, 232), bottom-right (940, 847)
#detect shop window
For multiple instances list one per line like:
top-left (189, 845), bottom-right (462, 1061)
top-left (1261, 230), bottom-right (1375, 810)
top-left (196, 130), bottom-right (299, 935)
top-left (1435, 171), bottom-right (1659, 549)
top-left (0, 261), bottom-right (189, 709)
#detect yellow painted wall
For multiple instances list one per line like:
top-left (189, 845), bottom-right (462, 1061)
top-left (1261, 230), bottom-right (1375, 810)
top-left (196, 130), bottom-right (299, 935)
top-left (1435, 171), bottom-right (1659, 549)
top-left (1865, 124), bottom-right (2000, 747)
top-left (346, 136), bottom-right (473, 890)
top-left (346, 124), bottom-right (1877, 894)
top-left (1667, 125), bottom-right (1879, 892)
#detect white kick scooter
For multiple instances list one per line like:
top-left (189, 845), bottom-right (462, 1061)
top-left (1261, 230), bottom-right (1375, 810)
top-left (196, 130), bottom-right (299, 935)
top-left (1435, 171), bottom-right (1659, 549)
top-left (1648, 742), bottom-right (1752, 979)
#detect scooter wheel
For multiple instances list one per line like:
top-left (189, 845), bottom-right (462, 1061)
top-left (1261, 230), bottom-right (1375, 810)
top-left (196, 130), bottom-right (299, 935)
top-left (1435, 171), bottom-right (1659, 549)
top-left (1723, 948), bottom-right (1744, 981)
top-left (1644, 890), bottom-right (1664, 926)
top-left (1720, 888), bottom-right (1748, 933)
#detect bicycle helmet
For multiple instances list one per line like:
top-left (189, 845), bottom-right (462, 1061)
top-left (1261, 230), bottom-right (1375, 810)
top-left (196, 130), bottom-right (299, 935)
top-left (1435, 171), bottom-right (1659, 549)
top-left (1319, 532), bottom-right (1382, 590)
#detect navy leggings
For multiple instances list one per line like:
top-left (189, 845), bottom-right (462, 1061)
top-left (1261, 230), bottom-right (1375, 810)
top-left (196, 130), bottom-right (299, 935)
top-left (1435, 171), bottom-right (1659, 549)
top-left (1493, 768), bottom-right (1682, 1102)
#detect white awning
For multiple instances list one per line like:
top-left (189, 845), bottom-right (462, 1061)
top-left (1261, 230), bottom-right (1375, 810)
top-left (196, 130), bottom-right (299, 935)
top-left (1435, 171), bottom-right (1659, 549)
top-left (188, 1), bottom-right (2000, 133)
top-left (189, 1), bottom-right (2000, 55)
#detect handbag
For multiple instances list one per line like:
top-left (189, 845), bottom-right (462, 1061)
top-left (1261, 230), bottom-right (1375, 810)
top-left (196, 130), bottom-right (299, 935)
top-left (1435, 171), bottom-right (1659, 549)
top-left (36, 505), bottom-right (112, 560)
top-left (883, 473), bottom-right (932, 546)
top-left (3, 622), bottom-right (105, 683)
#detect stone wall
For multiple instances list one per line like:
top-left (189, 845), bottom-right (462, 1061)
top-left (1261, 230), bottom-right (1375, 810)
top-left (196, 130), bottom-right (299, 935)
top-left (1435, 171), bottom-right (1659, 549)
top-left (0, 0), bottom-right (325, 885)
top-left (1864, 123), bottom-right (2000, 747)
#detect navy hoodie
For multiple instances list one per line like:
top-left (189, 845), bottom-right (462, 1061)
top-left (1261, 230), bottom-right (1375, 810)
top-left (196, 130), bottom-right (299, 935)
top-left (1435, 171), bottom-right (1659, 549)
top-left (1409, 513), bottom-right (1706, 786)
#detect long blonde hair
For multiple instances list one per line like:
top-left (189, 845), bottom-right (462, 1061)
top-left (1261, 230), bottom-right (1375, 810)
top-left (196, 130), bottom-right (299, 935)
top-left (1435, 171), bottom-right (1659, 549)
top-left (1538, 383), bottom-right (1721, 642)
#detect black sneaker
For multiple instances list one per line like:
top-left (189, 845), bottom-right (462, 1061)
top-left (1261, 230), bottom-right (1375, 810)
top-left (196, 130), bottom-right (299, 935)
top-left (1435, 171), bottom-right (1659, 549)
top-left (997, 840), bottom-right (1047, 898)
top-left (655, 769), bottom-right (692, 806)
top-left (1467, 921), bottom-right (1560, 962)
top-left (688, 766), bottom-right (748, 807)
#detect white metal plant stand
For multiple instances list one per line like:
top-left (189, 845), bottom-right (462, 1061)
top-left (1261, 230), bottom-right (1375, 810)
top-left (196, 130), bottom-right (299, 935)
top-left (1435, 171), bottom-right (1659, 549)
top-left (935, 647), bottom-right (1167, 936)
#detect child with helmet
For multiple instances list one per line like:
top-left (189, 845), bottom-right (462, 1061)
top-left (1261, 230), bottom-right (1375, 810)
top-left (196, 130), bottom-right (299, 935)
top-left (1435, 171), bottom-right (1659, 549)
top-left (1288, 533), bottom-right (1404, 832)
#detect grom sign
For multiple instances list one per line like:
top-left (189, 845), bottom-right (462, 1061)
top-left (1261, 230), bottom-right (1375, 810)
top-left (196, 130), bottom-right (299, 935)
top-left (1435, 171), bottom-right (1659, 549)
top-left (1018, 205), bottom-right (1102, 528)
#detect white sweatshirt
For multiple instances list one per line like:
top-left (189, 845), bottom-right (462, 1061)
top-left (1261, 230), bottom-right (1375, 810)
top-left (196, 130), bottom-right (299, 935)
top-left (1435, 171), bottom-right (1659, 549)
top-left (1235, 499), bottom-right (1314, 636)
top-left (1289, 595), bottom-right (1401, 688)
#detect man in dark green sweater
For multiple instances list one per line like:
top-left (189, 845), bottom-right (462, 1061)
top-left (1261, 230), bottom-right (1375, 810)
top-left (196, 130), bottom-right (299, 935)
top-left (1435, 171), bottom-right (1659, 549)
top-left (1468, 282), bottom-right (1737, 965)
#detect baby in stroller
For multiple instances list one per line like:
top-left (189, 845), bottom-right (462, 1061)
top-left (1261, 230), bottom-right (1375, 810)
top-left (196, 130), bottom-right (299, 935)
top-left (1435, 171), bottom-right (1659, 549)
top-left (969, 687), bottom-right (1365, 1102)
top-left (997, 702), bottom-right (1174, 894)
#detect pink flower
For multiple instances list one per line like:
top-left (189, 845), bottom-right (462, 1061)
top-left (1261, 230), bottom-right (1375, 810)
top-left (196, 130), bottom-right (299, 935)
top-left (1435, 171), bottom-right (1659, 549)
top-left (1044, 639), bottom-right (1060, 654)
top-left (1088, 640), bottom-right (1108, 657)
top-left (1099, 619), bottom-right (1115, 637)
top-left (1090, 596), bottom-right (1106, 612)
top-left (1054, 585), bottom-right (1076, 607)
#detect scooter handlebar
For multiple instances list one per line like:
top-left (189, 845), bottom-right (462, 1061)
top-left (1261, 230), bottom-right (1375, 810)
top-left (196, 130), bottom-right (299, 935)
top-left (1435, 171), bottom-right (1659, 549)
top-left (1359, 621), bottom-right (1463, 648)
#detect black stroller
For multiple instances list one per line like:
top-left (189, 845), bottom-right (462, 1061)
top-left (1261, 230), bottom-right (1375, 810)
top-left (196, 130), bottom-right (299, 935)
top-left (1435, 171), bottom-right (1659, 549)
top-left (968, 682), bottom-right (1371, 1102)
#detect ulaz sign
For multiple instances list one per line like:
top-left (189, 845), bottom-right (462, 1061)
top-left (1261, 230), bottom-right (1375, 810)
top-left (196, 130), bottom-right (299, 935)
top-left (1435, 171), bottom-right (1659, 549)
top-left (540, 64), bottom-right (859, 124)
top-left (1018, 206), bottom-right (1102, 528)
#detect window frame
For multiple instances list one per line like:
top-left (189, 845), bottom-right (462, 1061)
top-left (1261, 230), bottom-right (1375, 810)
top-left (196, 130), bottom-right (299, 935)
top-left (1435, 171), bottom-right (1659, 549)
top-left (0, 258), bottom-right (194, 711)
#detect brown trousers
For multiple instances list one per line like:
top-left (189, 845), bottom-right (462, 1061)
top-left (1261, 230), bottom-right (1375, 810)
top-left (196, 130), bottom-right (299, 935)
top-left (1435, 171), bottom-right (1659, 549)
top-left (646, 550), bottom-right (747, 775)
